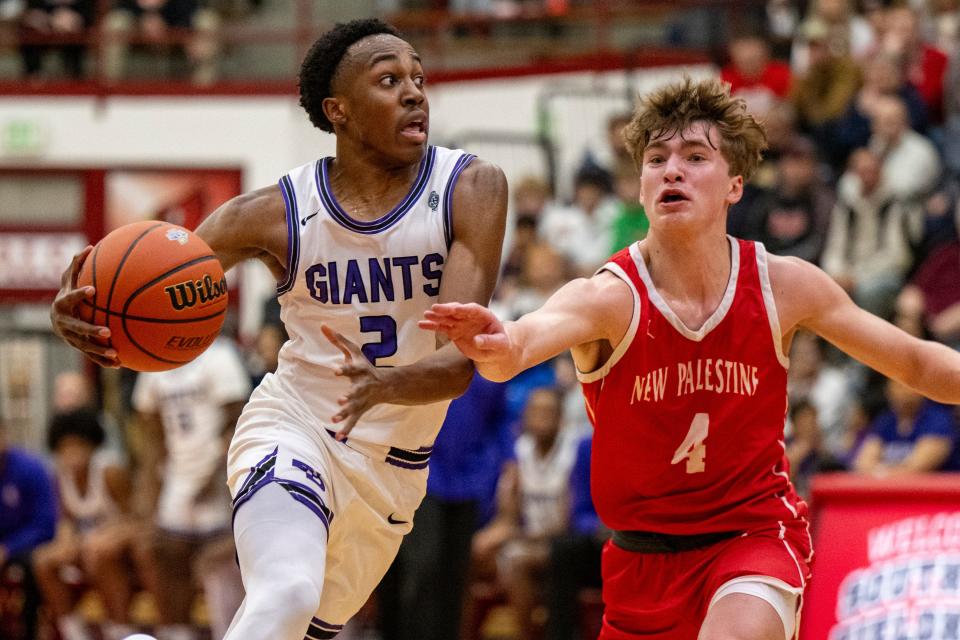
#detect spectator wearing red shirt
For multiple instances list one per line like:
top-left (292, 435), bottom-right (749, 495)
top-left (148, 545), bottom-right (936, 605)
top-left (880, 5), bottom-right (949, 124)
top-left (720, 35), bottom-right (791, 119)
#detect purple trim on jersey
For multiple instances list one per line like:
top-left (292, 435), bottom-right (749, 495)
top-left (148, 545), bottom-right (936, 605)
top-left (442, 153), bottom-right (476, 248)
top-left (276, 479), bottom-right (332, 532)
top-left (305, 618), bottom-right (342, 640)
top-left (235, 447), bottom-right (278, 500)
top-left (310, 617), bottom-right (343, 631)
top-left (315, 146), bottom-right (437, 235)
top-left (277, 175), bottom-right (301, 295)
top-left (385, 457), bottom-right (430, 470)
top-left (232, 476), bottom-right (332, 535)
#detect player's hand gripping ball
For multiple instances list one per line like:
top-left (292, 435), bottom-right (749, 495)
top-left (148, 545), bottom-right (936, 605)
top-left (77, 220), bottom-right (228, 372)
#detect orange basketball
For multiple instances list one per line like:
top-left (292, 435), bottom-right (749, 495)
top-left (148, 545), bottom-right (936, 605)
top-left (77, 220), bottom-right (228, 372)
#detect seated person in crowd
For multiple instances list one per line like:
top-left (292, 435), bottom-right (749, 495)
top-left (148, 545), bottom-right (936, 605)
top-left (103, 0), bottom-right (220, 84)
top-left (19, 0), bottom-right (93, 79)
top-left (472, 387), bottom-right (579, 640)
top-left (0, 412), bottom-right (56, 640)
top-left (132, 337), bottom-right (250, 640)
top-left (544, 433), bottom-right (606, 640)
top-left (821, 147), bottom-right (923, 318)
top-left (32, 410), bottom-right (142, 640)
top-left (853, 379), bottom-right (960, 475)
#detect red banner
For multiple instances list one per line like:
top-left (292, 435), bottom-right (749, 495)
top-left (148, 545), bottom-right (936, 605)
top-left (803, 473), bottom-right (960, 640)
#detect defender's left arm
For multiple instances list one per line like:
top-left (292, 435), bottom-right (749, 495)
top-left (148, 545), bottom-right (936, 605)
top-left (772, 255), bottom-right (960, 404)
top-left (326, 159), bottom-right (507, 433)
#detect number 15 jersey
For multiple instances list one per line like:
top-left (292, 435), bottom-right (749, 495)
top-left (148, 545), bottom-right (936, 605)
top-left (259, 145), bottom-right (475, 450)
top-left (578, 238), bottom-right (808, 535)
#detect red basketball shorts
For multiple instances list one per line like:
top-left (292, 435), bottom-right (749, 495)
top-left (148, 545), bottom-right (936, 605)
top-left (599, 522), bottom-right (813, 639)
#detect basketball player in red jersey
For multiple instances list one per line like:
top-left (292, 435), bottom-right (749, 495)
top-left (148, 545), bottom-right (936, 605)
top-left (421, 77), bottom-right (960, 639)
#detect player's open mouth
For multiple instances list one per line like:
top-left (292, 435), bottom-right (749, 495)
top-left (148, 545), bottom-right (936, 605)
top-left (658, 190), bottom-right (689, 204)
top-left (400, 119), bottom-right (427, 143)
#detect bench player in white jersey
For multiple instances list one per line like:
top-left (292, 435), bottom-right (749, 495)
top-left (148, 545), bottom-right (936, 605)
top-left (132, 337), bottom-right (250, 640)
top-left (50, 18), bottom-right (508, 640)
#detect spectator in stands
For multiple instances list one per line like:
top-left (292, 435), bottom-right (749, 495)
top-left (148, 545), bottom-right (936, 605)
top-left (853, 379), bottom-right (960, 474)
top-left (721, 34), bottom-right (791, 120)
top-left (32, 410), bottom-right (141, 640)
top-left (791, 18), bottom-right (861, 135)
top-left (0, 412), bottom-right (56, 640)
top-left (790, 0), bottom-right (876, 74)
top-left (103, 0), bottom-right (221, 84)
top-left (539, 164), bottom-right (616, 275)
top-left (896, 235), bottom-right (960, 347)
top-left (247, 321), bottom-right (286, 388)
top-left (825, 54), bottom-right (929, 169)
top-left (607, 164), bottom-right (647, 253)
top-left (132, 337), bottom-right (250, 640)
top-left (18, 0), bottom-right (93, 80)
top-left (473, 387), bottom-right (578, 640)
top-left (498, 241), bottom-right (569, 321)
top-left (379, 372), bottom-right (509, 640)
top-left (942, 51), bottom-right (960, 178)
top-left (879, 4), bottom-right (949, 124)
top-left (821, 147), bottom-right (923, 318)
top-left (785, 399), bottom-right (836, 500)
top-left (868, 95), bottom-right (942, 202)
top-left (929, 0), bottom-right (959, 53)
top-left (743, 136), bottom-right (832, 262)
top-left (787, 331), bottom-right (852, 461)
top-left (544, 434), bottom-right (605, 640)
top-left (501, 175), bottom-right (552, 286)
top-left (602, 112), bottom-right (635, 179)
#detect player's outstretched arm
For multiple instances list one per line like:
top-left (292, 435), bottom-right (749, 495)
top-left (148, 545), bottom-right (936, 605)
top-left (775, 256), bottom-right (960, 403)
top-left (421, 271), bottom-right (631, 382)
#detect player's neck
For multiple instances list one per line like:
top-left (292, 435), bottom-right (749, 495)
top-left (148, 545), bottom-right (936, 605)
top-left (642, 229), bottom-right (732, 305)
top-left (328, 145), bottom-right (424, 220)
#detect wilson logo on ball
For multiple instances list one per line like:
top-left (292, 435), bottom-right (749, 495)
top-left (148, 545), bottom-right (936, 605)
top-left (164, 275), bottom-right (228, 311)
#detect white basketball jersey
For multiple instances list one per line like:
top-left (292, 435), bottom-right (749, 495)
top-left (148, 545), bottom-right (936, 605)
top-left (516, 429), bottom-right (579, 538)
top-left (58, 449), bottom-right (122, 533)
top-left (259, 145), bottom-right (475, 450)
top-left (132, 338), bottom-right (252, 488)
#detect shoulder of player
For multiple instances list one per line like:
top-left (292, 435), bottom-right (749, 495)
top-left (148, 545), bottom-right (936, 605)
top-left (555, 271), bottom-right (632, 317)
top-left (766, 252), bottom-right (845, 324)
top-left (197, 184), bottom-right (286, 255)
top-left (450, 158), bottom-right (507, 210)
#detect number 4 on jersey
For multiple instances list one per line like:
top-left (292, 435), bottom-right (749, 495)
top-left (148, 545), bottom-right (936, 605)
top-left (672, 413), bottom-right (709, 474)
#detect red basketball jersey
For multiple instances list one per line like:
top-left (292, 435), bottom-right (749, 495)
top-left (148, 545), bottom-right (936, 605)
top-left (580, 238), bottom-right (808, 535)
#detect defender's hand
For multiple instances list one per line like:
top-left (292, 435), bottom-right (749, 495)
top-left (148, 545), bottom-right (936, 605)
top-left (321, 324), bottom-right (390, 440)
top-left (50, 246), bottom-right (120, 368)
top-left (419, 302), bottom-right (510, 362)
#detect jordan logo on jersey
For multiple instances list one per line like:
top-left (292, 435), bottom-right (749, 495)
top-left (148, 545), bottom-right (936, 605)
top-left (630, 358), bottom-right (761, 405)
top-left (304, 253), bottom-right (444, 304)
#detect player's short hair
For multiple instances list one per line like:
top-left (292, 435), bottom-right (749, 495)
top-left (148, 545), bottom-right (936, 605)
top-left (298, 18), bottom-right (401, 133)
top-left (47, 409), bottom-right (105, 451)
top-left (623, 77), bottom-right (767, 180)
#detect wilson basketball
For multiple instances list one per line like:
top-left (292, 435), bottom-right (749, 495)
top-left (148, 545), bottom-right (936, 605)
top-left (77, 220), bottom-right (228, 372)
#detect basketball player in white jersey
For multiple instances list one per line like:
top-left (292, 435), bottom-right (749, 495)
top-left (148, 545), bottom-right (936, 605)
top-left (132, 336), bottom-right (250, 640)
top-left (50, 18), bottom-right (507, 640)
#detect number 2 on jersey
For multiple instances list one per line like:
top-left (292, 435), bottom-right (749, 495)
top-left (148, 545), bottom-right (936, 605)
top-left (671, 413), bottom-right (709, 474)
top-left (359, 315), bottom-right (398, 366)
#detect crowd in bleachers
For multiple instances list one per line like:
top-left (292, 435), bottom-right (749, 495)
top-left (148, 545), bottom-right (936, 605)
top-left (2, 0), bottom-right (960, 639)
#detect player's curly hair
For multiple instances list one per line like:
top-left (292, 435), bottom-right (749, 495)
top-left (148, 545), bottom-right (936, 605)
top-left (47, 409), bottom-right (105, 452)
top-left (623, 77), bottom-right (767, 180)
top-left (298, 18), bottom-right (400, 133)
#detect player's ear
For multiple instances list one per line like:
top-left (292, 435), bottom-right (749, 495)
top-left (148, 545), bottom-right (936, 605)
top-left (323, 97), bottom-right (347, 129)
top-left (726, 174), bottom-right (743, 206)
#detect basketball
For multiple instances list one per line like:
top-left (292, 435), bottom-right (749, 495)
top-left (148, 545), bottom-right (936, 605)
top-left (76, 220), bottom-right (228, 372)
